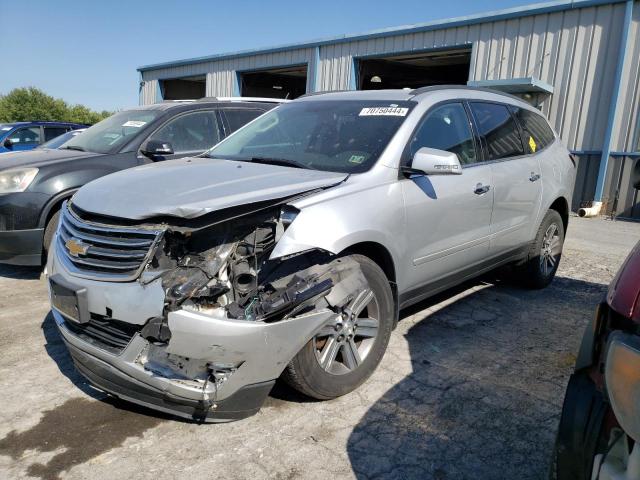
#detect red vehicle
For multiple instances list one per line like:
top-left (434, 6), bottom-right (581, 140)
top-left (553, 161), bottom-right (640, 479)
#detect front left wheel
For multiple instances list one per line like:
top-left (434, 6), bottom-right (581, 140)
top-left (282, 254), bottom-right (394, 400)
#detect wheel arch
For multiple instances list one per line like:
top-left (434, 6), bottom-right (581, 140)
top-left (38, 188), bottom-right (77, 230)
top-left (340, 241), bottom-right (399, 328)
top-left (548, 196), bottom-right (570, 234)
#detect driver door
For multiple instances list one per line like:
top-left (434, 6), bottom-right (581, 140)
top-left (141, 110), bottom-right (223, 161)
top-left (401, 102), bottom-right (494, 291)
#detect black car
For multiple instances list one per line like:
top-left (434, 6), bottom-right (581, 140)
top-left (0, 98), bottom-right (281, 266)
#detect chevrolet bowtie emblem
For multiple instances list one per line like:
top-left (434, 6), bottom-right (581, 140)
top-left (65, 237), bottom-right (90, 257)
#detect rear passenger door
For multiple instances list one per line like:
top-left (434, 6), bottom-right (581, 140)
top-left (469, 102), bottom-right (542, 255)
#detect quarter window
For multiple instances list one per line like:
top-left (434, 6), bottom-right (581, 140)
top-left (8, 127), bottom-right (41, 145)
top-left (149, 111), bottom-right (221, 154)
top-left (409, 103), bottom-right (477, 165)
top-left (470, 102), bottom-right (525, 160)
top-left (513, 107), bottom-right (555, 153)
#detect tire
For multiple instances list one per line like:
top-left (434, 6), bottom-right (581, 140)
top-left (518, 209), bottom-right (565, 289)
top-left (553, 372), bottom-right (608, 480)
top-left (282, 254), bottom-right (394, 400)
top-left (43, 210), bottom-right (60, 254)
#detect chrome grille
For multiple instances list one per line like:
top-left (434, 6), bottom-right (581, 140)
top-left (56, 202), bottom-right (163, 281)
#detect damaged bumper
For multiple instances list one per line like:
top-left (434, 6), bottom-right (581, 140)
top-left (48, 249), bottom-right (337, 422)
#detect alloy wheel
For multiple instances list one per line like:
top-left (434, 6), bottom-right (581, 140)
top-left (313, 288), bottom-right (380, 375)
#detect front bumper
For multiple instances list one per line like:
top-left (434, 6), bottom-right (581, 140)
top-left (0, 228), bottom-right (44, 265)
top-left (48, 242), bottom-right (335, 422)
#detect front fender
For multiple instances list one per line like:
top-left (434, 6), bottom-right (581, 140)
top-left (270, 181), bottom-right (407, 286)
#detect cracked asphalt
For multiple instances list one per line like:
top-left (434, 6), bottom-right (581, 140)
top-left (1, 216), bottom-right (639, 480)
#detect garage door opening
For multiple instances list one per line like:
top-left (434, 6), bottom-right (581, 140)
top-left (357, 49), bottom-right (471, 90)
top-left (160, 75), bottom-right (206, 100)
top-left (239, 65), bottom-right (307, 99)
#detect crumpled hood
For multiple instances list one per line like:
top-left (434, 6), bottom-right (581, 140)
top-left (72, 157), bottom-right (347, 220)
top-left (0, 148), bottom-right (100, 170)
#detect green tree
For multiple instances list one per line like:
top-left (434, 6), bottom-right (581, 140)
top-left (0, 87), bottom-right (112, 125)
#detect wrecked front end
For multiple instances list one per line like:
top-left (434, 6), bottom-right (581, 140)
top-left (48, 200), bottom-right (366, 422)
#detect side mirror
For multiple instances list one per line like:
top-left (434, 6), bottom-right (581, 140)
top-left (403, 147), bottom-right (462, 176)
top-left (3, 138), bottom-right (13, 149)
top-left (632, 159), bottom-right (640, 190)
top-left (141, 140), bottom-right (174, 159)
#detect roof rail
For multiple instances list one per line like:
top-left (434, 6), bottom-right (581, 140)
top-left (410, 84), bottom-right (525, 103)
top-left (161, 99), bottom-right (197, 103)
top-left (197, 96), bottom-right (288, 103)
top-left (298, 90), bottom-right (353, 98)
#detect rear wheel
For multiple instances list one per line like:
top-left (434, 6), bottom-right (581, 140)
top-left (282, 254), bottom-right (394, 400)
top-left (518, 209), bottom-right (565, 289)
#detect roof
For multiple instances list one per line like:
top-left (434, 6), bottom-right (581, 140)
top-left (138, 0), bottom-right (625, 72)
top-left (296, 86), bottom-right (533, 108)
top-left (127, 97), bottom-right (284, 111)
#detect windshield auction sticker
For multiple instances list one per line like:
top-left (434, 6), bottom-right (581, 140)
top-left (359, 107), bottom-right (408, 117)
top-left (122, 120), bottom-right (147, 128)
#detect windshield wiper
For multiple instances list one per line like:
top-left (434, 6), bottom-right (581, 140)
top-left (62, 145), bottom-right (86, 152)
top-left (249, 157), bottom-right (312, 170)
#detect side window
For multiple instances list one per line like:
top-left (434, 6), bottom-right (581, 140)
top-left (44, 126), bottom-right (68, 141)
top-left (8, 127), bottom-right (41, 146)
top-left (409, 103), bottom-right (477, 165)
top-left (224, 109), bottom-right (264, 134)
top-left (149, 110), bottom-right (221, 154)
top-left (513, 107), bottom-right (555, 153)
top-left (469, 102), bottom-right (525, 160)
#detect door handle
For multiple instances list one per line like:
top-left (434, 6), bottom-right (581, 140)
top-left (474, 183), bottom-right (491, 195)
top-left (529, 172), bottom-right (541, 182)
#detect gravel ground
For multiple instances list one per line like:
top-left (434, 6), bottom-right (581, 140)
top-left (0, 216), bottom-right (638, 480)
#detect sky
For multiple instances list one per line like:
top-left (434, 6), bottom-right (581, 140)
top-left (0, 0), bottom-right (537, 112)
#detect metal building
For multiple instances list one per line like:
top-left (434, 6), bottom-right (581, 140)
top-left (138, 0), bottom-right (640, 219)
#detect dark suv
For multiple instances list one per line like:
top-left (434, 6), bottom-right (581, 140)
top-left (0, 98), bottom-right (281, 265)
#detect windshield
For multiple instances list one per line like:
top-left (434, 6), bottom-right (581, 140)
top-left (207, 100), bottom-right (414, 173)
top-left (63, 110), bottom-right (160, 154)
top-left (37, 129), bottom-right (84, 149)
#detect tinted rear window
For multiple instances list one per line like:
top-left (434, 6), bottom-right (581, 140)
top-left (470, 102), bottom-right (525, 160)
top-left (513, 107), bottom-right (555, 153)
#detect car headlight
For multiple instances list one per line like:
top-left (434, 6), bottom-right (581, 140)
top-left (0, 168), bottom-right (39, 193)
top-left (605, 331), bottom-right (640, 442)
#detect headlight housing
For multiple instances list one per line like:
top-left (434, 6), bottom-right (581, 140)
top-left (605, 331), bottom-right (640, 442)
top-left (0, 168), bottom-right (38, 193)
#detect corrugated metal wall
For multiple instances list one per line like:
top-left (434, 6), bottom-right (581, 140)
top-left (139, 1), bottom-right (640, 217)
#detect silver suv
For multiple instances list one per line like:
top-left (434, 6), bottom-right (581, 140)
top-left (47, 87), bottom-right (576, 422)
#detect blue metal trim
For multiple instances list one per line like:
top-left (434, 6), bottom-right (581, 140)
top-left (155, 80), bottom-right (163, 103)
top-left (137, 0), bottom-right (626, 72)
top-left (350, 57), bottom-right (358, 90)
top-left (467, 77), bottom-right (554, 94)
top-left (232, 72), bottom-right (240, 97)
top-left (594, 0), bottom-right (634, 201)
top-left (571, 150), bottom-right (640, 157)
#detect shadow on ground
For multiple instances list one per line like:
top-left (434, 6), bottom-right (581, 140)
top-left (0, 264), bottom-right (41, 280)
top-left (347, 275), bottom-right (606, 480)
